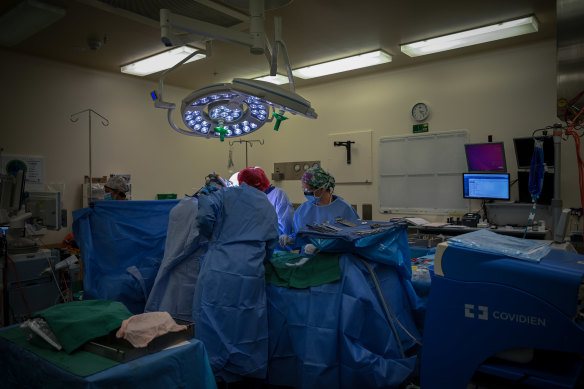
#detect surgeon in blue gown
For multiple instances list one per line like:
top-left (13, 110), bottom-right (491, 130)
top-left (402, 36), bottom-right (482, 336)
top-left (144, 173), bottom-right (230, 321)
top-left (279, 166), bottom-right (359, 249)
top-left (237, 167), bottom-right (294, 249)
top-left (192, 180), bottom-right (279, 383)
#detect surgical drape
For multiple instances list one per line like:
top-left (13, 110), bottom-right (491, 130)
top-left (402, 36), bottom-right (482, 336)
top-left (72, 200), bottom-right (179, 314)
top-left (267, 223), bottom-right (425, 388)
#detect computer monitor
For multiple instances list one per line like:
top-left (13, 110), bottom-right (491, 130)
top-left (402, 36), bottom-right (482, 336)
top-left (517, 171), bottom-right (554, 205)
top-left (25, 191), bottom-right (62, 230)
top-left (513, 136), bottom-right (555, 169)
top-left (464, 142), bottom-right (507, 172)
top-left (463, 173), bottom-right (510, 200)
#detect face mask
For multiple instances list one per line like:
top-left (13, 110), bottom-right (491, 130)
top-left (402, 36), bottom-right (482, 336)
top-left (104, 192), bottom-right (113, 201)
top-left (304, 190), bottom-right (321, 204)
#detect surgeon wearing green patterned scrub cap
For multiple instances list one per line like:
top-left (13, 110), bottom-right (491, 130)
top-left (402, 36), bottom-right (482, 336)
top-left (301, 166), bottom-right (336, 206)
top-left (279, 166), bottom-right (359, 250)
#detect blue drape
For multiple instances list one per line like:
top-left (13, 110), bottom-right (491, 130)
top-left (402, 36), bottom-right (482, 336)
top-left (73, 200), bottom-right (179, 314)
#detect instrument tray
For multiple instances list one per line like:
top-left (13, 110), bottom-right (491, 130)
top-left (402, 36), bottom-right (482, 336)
top-left (82, 318), bottom-right (194, 363)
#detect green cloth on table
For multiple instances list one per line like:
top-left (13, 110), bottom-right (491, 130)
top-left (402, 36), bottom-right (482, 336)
top-left (265, 251), bottom-right (340, 288)
top-left (0, 326), bottom-right (119, 377)
top-left (34, 300), bottom-right (133, 354)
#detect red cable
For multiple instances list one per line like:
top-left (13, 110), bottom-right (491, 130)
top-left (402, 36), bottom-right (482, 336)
top-left (564, 90), bottom-right (584, 123)
top-left (564, 106), bottom-right (584, 210)
top-left (61, 272), bottom-right (73, 302)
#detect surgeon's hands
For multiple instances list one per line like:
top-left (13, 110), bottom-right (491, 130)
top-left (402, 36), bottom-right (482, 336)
top-left (279, 234), bottom-right (295, 248)
top-left (304, 243), bottom-right (318, 255)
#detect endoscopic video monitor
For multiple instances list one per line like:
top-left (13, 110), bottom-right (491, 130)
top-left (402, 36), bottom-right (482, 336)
top-left (464, 142), bottom-right (507, 172)
top-left (513, 136), bottom-right (555, 169)
top-left (463, 173), bottom-right (510, 200)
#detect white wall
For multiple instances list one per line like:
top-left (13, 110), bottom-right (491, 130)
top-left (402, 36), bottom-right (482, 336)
top-left (2, 40), bottom-right (576, 244)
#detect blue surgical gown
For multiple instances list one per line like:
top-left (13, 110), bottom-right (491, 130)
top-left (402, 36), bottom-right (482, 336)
top-left (266, 186), bottom-right (294, 236)
top-left (144, 197), bottom-right (206, 321)
top-left (266, 186), bottom-right (294, 250)
top-left (293, 195), bottom-right (360, 234)
top-left (193, 183), bottom-right (279, 382)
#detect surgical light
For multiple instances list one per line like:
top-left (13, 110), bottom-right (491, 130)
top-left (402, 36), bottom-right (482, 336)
top-left (153, 3), bottom-right (317, 141)
top-left (292, 50), bottom-right (392, 79)
top-left (253, 74), bottom-right (289, 85)
top-left (121, 46), bottom-right (206, 76)
top-left (173, 78), bottom-right (316, 141)
top-left (400, 15), bottom-right (539, 57)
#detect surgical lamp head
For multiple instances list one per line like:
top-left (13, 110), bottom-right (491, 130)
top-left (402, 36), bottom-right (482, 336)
top-left (178, 78), bottom-right (317, 141)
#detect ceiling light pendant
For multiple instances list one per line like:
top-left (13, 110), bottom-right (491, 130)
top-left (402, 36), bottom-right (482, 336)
top-left (400, 15), bottom-right (539, 57)
top-left (121, 46), bottom-right (206, 76)
top-left (292, 50), bottom-right (392, 79)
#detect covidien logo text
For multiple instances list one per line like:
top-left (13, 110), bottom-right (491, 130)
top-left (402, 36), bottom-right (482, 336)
top-left (464, 304), bottom-right (546, 327)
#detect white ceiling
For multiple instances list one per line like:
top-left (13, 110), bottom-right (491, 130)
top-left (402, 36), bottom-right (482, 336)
top-left (1, 0), bottom-right (556, 91)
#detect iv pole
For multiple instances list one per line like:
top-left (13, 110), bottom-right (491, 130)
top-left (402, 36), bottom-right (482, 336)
top-left (229, 139), bottom-right (264, 167)
top-left (70, 109), bottom-right (109, 204)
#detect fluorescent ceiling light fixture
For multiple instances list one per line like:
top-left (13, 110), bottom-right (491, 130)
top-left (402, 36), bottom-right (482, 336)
top-left (292, 50), bottom-right (392, 79)
top-left (253, 74), bottom-right (289, 85)
top-left (400, 15), bottom-right (539, 57)
top-left (121, 46), bottom-right (206, 76)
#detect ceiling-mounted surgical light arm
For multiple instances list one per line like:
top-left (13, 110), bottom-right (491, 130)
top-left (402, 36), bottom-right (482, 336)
top-left (160, 7), bottom-right (295, 91)
top-left (268, 16), bottom-right (295, 92)
top-left (160, 9), bottom-right (259, 52)
top-left (151, 42), bottom-right (211, 136)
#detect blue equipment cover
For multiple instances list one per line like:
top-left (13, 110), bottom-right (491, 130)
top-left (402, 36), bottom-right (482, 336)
top-left (268, 221), bottom-right (425, 388)
top-left (73, 200), bottom-right (179, 314)
top-left (421, 244), bottom-right (584, 389)
top-left (436, 243), bottom-right (584, 319)
top-left (447, 229), bottom-right (551, 262)
top-left (145, 197), bottom-right (207, 321)
top-left (193, 184), bottom-right (279, 382)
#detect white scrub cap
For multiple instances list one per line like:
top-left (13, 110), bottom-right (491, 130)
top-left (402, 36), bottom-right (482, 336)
top-left (105, 176), bottom-right (130, 193)
top-left (229, 172), bottom-right (240, 186)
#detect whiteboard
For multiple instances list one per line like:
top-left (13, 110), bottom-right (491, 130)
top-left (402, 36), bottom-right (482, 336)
top-left (379, 130), bottom-right (469, 214)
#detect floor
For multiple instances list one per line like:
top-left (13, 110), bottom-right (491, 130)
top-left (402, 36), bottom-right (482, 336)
top-left (214, 376), bottom-right (516, 389)
top-left (213, 370), bottom-right (584, 389)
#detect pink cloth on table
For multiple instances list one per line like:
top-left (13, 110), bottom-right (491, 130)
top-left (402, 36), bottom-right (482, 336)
top-left (115, 311), bottom-right (187, 348)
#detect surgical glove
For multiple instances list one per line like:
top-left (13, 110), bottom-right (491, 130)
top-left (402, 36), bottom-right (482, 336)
top-left (304, 243), bottom-right (318, 255)
top-left (279, 234), bottom-right (294, 247)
